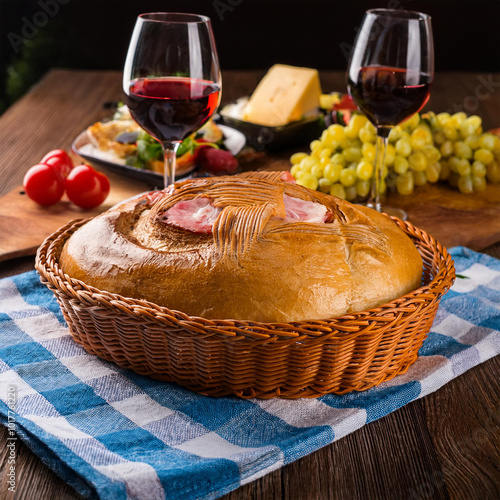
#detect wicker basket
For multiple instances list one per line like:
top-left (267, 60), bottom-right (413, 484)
top-left (35, 216), bottom-right (455, 399)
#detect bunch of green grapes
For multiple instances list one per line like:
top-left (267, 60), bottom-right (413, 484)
top-left (290, 112), bottom-right (500, 199)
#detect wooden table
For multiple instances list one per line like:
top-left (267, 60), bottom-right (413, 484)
top-left (0, 70), bottom-right (499, 500)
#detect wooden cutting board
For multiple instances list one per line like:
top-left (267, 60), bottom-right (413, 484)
top-left (0, 173), bottom-right (148, 262)
top-left (1, 172), bottom-right (499, 262)
top-left (389, 182), bottom-right (500, 250)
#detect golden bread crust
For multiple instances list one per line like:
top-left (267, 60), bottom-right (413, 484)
top-left (60, 172), bottom-right (423, 322)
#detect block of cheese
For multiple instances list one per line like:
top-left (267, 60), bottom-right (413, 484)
top-left (242, 64), bottom-right (322, 127)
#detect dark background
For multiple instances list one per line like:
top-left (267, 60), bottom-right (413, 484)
top-left (0, 0), bottom-right (499, 114)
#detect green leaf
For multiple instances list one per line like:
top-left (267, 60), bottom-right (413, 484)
top-left (134, 129), bottom-right (223, 166)
top-left (195, 140), bottom-right (220, 150)
top-left (125, 154), bottom-right (145, 169)
top-left (456, 274), bottom-right (470, 279)
top-left (177, 137), bottom-right (196, 157)
top-left (336, 111), bottom-right (346, 126)
top-left (137, 129), bottom-right (152, 141)
top-left (136, 139), bottom-right (162, 162)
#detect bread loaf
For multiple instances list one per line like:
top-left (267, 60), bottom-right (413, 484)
top-left (60, 171), bottom-right (423, 323)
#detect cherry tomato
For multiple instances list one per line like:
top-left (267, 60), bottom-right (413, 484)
top-left (42, 149), bottom-right (74, 180)
top-left (65, 165), bottom-right (110, 209)
top-left (23, 163), bottom-right (65, 206)
top-left (197, 147), bottom-right (238, 175)
top-left (332, 94), bottom-right (358, 112)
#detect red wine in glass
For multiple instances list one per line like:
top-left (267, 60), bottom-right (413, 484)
top-left (348, 66), bottom-right (431, 127)
top-left (123, 12), bottom-right (221, 188)
top-left (126, 77), bottom-right (220, 143)
top-left (347, 9), bottom-right (434, 220)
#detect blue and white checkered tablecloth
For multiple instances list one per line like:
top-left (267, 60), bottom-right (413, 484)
top-left (0, 246), bottom-right (499, 500)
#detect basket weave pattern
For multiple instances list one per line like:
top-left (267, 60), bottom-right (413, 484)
top-left (35, 217), bottom-right (455, 399)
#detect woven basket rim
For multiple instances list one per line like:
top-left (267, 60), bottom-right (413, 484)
top-left (35, 215), bottom-right (455, 340)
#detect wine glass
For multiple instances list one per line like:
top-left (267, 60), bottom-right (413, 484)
top-left (123, 12), bottom-right (221, 188)
top-left (347, 9), bottom-right (434, 220)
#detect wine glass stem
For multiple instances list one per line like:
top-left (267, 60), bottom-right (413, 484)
top-left (162, 142), bottom-right (180, 189)
top-left (369, 126), bottom-right (391, 212)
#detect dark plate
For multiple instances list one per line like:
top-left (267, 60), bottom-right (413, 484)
top-left (72, 125), bottom-right (247, 189)
top-left (218, 104), bottom-right (326, 152)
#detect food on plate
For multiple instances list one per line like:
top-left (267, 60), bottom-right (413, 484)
top-left (23, 163), bottom-right (65, 206)
top-left (86, 106), bottom-right (237, 175)
top-left (290, 111), bottom-right (500, 199)
top-left (65, 165), bottom-right (110, 209)
top-left (241, 64), bottom-right (322, 126)
top-left (87, 119), bottom-right (139, 159)
top-left (59, 171), bottom-right (422, 323)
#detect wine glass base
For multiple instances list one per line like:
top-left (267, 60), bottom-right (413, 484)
top-left (358, 202), bottom-right (408, 221)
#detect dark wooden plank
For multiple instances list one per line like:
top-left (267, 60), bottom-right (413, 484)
top-left (483, 243), bottom-right (500, 260)
top-left (275, 402), bottom-right (449, 500)
top-left (222, 469), bottom-right (283, 500)
top-left (422, 355), bottom-right (500, 500)
top-left (0, 424), bottom-right (83, 500)
top-left (0, 257), bottom-right (35, 279)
